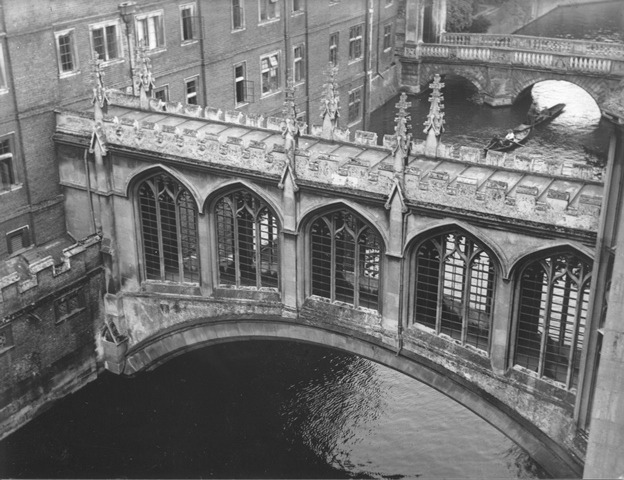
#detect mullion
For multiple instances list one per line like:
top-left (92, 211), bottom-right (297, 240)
top-left (537, 265), bottom-right (552, 379)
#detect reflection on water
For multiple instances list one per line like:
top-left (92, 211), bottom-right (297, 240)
top-left (515, 1), bottom-right (624, 43)
top-left (0, 341), bottom-right (548, 479)
top-left (369, 76), bottom-right (610, 167)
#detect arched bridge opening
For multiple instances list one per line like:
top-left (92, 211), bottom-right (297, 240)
top-left (118, 316), bottom-right (582, 479)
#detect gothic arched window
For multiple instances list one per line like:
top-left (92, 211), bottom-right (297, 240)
top-left (215, 190), bottom-right (279, 288)
top-left (514, 252), bottom-right (591, 390)
top-left (411, 232), bottom-right (495, 352)
top-left (310, 210), bottom-right (381, 310)
top-left (138, 173), bottom-right (199, 283)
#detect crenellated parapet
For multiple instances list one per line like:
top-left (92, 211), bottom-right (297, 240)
top-left (54, 92), bottom-right (604, 233)
top-left (0, 234), bottom-right (102, 322)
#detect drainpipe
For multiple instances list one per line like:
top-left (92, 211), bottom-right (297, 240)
top-left (375, 0), bottom-right (382, 78)
top-left (363, 0), bottom-right (374, 131)
top-left (196, 0), bottom-right (208, 106)
top-left (304, 0), bottom-right (310, 129)
top-left (283, 0), bottom-right (291, 88)
top-left (119, 2), bottom-right (137, 93)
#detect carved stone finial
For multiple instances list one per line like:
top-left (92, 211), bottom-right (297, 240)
top-left (320, 63), bottom-right (340, 140)
top-left (90, 51), bottom-right (109, 113)
top-left (135, 41), bottom-right (155, 109)
top-left (392, 92), bottom-right (413, 175)
top-left (279, 77), bottom-right (300, 191)
top-left (423, 74), bottom-right (445, 157)
top-left (281, 77), bottom-right (300, 152)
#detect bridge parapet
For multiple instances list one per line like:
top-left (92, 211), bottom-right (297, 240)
top-left (440, 33), bottom-right (624, 59)
top-left (54, 93), bottom-right (604, 233)
top-left (405, 42), bottom-right (624, 76)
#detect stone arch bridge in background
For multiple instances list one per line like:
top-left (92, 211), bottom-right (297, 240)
top-left (401, 33), bottom-right (624, 108)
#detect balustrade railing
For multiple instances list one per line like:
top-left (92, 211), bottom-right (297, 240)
top-left (441, 33), bottom-right (624, 59)
top-left (405, 37), bottom-right (621, 75)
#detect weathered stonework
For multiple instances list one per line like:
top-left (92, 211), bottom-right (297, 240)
top-left (55, 91), bottom-right (604, 233)
top-left (50, 93), bottom-right (604, 479)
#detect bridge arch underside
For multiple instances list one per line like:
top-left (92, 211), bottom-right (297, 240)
top-left (123, 317), bottom-right (581, 479)
top-left (418, 62), bottom-right (611, 109)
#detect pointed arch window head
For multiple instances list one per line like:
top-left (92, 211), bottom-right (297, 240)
top-left (514, 252), bottom-right (591, 390)
top-left (311, 210), bottom-right (381, 311)
top-left (411, 232), bottom-right (495, 352)
top-left (215, 190), bottom-right (279, 288)
top-left (138, 174), bottom-right (199, 284)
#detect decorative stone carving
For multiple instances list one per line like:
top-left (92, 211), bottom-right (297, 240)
top-left (423, 74), bottom-right (445, 157)
top-left (320, 64), bottom-right (340, 140)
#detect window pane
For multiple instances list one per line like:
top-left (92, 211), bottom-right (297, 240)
top-left (58, 33), bottom-right (74, 72)
top-left (359, 233), bottom-right (380, 309)
top-left (182, 7), bottom-right (193, 40)
top-left (139, 174), bottom-right (198, 283)
top-left (335, 222), bottom-right (355, 305)
top-left (216, 190), bottom-right (279, 288)
top-left (311, 219), bottom-right (332, 299)
top-left (178, 191), bottom-right (199, 283)
top-left (106, 25), bottom-right (118, 58)
top-left (414, 240), bottom-right (440, 329)
top-left (466, 252), bottom-right (494, 351)
top-left (139, 183), bottom-right (161, 280)
top-left (514, 253), bottom-right (590, 389)
top-left (92, 28), bottom-right (105, 59)
top-left (310, 210), bottom-right (381, 310)
top-left (233, 0), bottom-right (243, 29)
top-left (216, 199), bottom-right (236, 285)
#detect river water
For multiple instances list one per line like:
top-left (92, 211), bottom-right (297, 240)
top-left (0, 341), bottom-right (547, 479)
top-left (369, 77), bottom-right (610, 169)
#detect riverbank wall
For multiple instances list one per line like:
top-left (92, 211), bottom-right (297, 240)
top-left (0, 234), bottom-right (104, 441)
top-left (484, 0), bottom-right (612, 34)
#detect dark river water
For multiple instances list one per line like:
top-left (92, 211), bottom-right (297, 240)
top-left (369, 78), bottom-right (611, 168)
top-left (0, 341), bottom-right (548, 479)
top-left (515, 0), bottom-right (624, 43)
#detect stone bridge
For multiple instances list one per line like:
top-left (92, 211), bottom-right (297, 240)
top-left (401, 33), bottom-right (624, 107)
top-left (53, 89), bottom-right (607, 478)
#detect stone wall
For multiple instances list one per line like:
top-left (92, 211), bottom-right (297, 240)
top-left (0, 234), bottom-right (104, 440)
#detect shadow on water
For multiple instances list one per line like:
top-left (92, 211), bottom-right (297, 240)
top-left (0, 341), bottom-right (549, 479)
top-left (369, 75), bottom-right (610, 167)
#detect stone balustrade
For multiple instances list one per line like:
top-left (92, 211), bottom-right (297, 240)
top-left (54, 92), bottom-right (605, 233)
top-left (406, 43), bottom-right (622, 75)
top-left (440, 33), bottom-right (624, 59)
